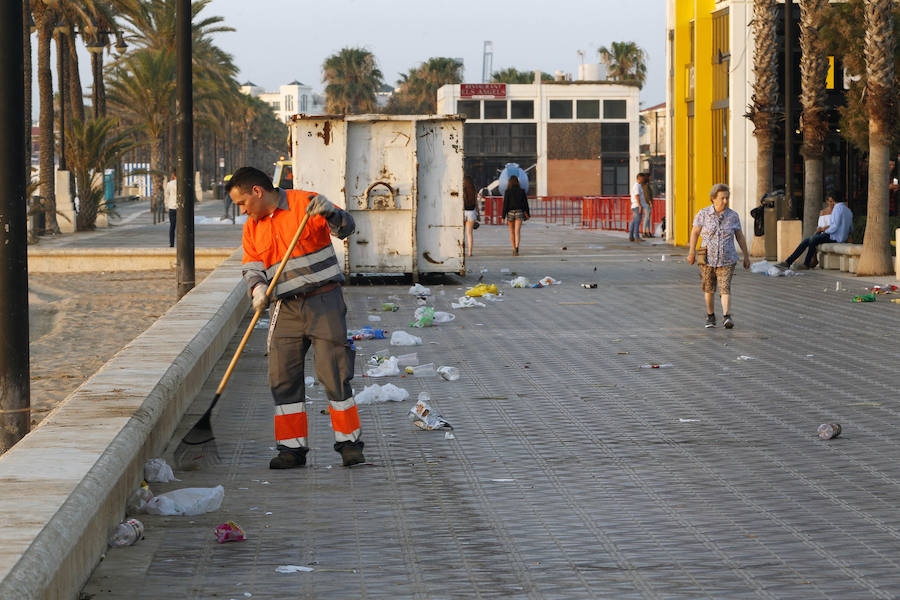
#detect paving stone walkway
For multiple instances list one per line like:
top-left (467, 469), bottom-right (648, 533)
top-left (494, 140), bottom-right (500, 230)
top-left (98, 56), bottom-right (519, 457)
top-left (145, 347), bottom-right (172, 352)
top-left (82, 223), bottom-right (900, 599)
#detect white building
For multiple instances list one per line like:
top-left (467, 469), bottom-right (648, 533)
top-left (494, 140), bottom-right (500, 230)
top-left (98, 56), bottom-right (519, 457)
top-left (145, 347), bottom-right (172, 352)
top-left (240, 80), bottom-right (325, 123)
top-left (437, 74), bottom-right (640, 196)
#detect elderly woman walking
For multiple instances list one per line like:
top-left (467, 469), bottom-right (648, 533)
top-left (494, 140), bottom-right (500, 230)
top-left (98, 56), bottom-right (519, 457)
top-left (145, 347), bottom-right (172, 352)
top-left (687, 183), bottom-right (750, 329)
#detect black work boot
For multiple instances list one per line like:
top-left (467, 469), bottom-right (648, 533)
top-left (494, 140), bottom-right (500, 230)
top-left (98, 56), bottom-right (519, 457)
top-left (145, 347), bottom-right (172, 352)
top-left (269, 449), bottom-right (307, 469)
top-left (336, 441), bottom-right (366, 467)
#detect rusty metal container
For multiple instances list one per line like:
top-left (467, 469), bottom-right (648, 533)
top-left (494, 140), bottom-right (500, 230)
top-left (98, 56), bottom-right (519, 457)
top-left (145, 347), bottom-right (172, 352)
top-left (288, 114), bottom-right (465, 278)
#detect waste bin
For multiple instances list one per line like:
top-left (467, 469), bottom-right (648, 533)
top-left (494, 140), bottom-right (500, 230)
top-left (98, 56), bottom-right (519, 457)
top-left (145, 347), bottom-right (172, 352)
top-left (759, 191), bottom-right (786, 261)
top-left (103, 169), bottom-right (115, 210)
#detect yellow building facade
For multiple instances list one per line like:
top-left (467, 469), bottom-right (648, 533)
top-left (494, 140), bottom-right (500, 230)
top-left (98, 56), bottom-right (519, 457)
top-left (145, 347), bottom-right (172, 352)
top-left (666, 0), bottom-right (758, 247)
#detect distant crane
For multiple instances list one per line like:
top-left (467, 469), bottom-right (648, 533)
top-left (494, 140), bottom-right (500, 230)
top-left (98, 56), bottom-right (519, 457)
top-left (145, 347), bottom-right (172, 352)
top-left (482, 41), bottom-right (493, 84)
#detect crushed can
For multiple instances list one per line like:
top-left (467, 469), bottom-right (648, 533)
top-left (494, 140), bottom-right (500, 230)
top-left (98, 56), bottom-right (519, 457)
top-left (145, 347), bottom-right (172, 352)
top-left (817, 423), bottom-right (841, 440)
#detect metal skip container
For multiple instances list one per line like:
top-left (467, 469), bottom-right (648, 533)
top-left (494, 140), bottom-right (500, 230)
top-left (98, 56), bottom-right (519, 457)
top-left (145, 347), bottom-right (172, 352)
top-left (288, 114), bottom-right (465, 277)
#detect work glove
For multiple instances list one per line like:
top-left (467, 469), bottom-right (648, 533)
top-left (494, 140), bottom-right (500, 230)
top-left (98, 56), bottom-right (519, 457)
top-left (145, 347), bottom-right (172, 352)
top-left (251, 285), bottom-right (269, 313)
top-left (306, 194), bottom-right (335, 216)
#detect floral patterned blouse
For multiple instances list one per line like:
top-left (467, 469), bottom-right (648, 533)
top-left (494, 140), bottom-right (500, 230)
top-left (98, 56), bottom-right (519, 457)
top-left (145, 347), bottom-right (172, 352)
top-left (693, 205), bottom-right (741, 267)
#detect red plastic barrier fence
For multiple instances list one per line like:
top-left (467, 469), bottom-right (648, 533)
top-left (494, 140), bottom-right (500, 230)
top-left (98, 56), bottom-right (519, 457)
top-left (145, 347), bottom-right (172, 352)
top-left (482, 196), bottom-right (665, 233)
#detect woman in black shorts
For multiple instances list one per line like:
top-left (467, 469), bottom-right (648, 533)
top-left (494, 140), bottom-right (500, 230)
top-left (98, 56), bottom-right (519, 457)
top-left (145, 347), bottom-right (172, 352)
top-left (502, 176), bottom-right (530, 256)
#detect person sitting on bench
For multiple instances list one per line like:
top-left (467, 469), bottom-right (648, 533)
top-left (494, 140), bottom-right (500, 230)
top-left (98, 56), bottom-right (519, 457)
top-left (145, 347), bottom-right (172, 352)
top-left (775, 194), bottom-right (852, 271)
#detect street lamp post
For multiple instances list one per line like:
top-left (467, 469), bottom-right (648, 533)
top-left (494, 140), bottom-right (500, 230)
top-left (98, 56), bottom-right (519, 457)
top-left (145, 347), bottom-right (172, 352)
top-left (176, 0), bottom-right (195, 298)
top-left (0, 0), bottom-right (31, 451)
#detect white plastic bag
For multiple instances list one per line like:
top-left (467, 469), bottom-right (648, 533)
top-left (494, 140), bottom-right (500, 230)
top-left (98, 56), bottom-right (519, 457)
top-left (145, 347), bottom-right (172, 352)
top-left (366, 356), bottom-right (400, 377)
top-left (354, 383), bottom-right (410, 405)
top-left (408, 283), bottom-right (431, 296)
top-left (539, 276), bottom-right (561, 286)
top-left (451, 296), bottom-right (485, 309)
top-left (508, 276), bottom-right (530, 288)
top-left (144, 485), bottom-right (224, 516)
top-left (390, 331), bottom-right (422, 346)
top-left (433, 311), bottom-right (455, 323)
top-left (144, 458), bottom-right (179, 483)
top-left (750, 260), bottom-right (773, 274)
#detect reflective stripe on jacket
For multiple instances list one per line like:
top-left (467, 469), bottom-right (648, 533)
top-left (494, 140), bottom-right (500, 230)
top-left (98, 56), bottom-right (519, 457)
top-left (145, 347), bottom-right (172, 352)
top-left (241, 189), bottom-right (353, 298)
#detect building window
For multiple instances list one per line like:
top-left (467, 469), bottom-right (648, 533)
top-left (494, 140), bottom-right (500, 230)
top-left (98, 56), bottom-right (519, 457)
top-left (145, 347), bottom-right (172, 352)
top-left (602, 158), bottom-right (629, 195)
top-left (284, 95), bottom-right (293, 112)
top-left (457, 100), bottom-right (481, 119)
top-left (464, 123), bottom-right (536, 155)
top-left (576, 100), bottom-right (600, 119)
top-left (549, 100), bottom-right (573, 119)
top-left (483, 100), bottom-right (507, 120)
top-left (603, 99), bottom-right (627, 119)
top-left (601, 123), bottom-right (629, 153)
top-left (510, 100), bottom-right (534, 119)
top-left (301, 95), bottom-right (308, 112)
top-left (271, 101), bottom-right (280, 110)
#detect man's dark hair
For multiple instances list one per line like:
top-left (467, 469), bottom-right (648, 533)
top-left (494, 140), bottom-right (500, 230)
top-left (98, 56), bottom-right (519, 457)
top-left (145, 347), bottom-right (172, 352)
top-left (225, 166), bottom-right (274, 193)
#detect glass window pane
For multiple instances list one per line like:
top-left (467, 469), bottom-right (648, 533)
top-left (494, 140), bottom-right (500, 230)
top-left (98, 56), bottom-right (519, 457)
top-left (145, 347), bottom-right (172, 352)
top-left (549, 100), bottom-right (573, 119)
top-left (510, 100), bottom-right (534, 119)
top-left (603, 99), bottom-right (627, 119)
top-left (457, 100), bottom-right (481, 119)
top-left (576, 100), bottom-right (600, 119)
top-left (601, 123), bottom-right (629, 153)
top-left (483, 100), bottom-right (507, 119)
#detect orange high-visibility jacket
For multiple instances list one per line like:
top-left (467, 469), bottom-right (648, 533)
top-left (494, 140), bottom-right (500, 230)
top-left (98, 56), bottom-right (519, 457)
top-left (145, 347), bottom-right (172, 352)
top-left (241, 189), bottom-right (354, 298)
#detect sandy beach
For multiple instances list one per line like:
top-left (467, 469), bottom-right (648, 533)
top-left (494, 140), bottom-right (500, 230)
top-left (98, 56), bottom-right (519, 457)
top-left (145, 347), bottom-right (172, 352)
top-left (27, 270), bottom-right (210, 428)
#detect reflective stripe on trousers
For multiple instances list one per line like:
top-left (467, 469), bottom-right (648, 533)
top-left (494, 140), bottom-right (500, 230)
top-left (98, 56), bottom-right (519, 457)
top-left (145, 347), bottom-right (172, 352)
top-left (274, 402), bottom-right (307, 449)
top-left (329, 397), bottom-right (361, 443)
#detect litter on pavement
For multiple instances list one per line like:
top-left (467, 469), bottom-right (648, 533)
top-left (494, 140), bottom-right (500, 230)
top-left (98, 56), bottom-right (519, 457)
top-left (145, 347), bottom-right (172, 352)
top-left (508, 276), bottom-right (530, 288)
top-left (408, 284), bottom-right (431, 296)
top-left (817, 423), bottom-right (842, 440)
top-left (366, 356), bottom-right (400, 377)
top-left (851, 294), bottom-right (876, 303)
top-left (410, 307), bottom-right (435, 327)
top-left (539, 276), bottom-right (562, 286)
top-left (640, 363), bottom-right (673, 369)
top-left (451, 296), bottom-right (486, 309)
top-left (437, 366), bottom-right (460, 381)
top-left (275, 565), bottom-right (314, 573)
top-left (411, 363), bottom-right (436, 377)
top-left (466, 283), bottom-right (500, 297)
top-left (144, 485), bottom-right (225, 516)
top-left (144, 458), bottom-right (179, 483)
top-left (214, 521), bottom-right (246, 544)
top-left (126, 481), bottom-right (153, 515)
top-left (736, 355), bottom-right (755, 361)
top-left (433, 311), bottom-right (456, 323)
top-left (367, 315), bottom-right (382, 322)
top-left (409, 393), bottom-right (452, 430)
top-left (390, 331), bottom-right (422, 346)
top-left (354, 383), bottom-right (410, 404)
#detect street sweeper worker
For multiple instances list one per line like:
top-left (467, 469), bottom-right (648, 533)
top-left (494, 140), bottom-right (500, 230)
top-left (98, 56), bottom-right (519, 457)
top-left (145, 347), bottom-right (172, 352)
top-left (226, 166), bottom-right (365, 469)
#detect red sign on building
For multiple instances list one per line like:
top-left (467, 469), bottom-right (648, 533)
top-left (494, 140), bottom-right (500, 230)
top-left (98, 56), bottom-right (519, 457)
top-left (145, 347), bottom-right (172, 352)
top-left (460, 83), bottom-right (508, 99)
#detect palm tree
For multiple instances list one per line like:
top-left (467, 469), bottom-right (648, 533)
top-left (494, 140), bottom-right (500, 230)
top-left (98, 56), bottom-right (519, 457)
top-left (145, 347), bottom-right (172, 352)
top-left (799, 0), bottom-right (830, 238)
top-left (386, 57), bottom-right (463, 114)
top-left (857, 0), bottom-right (896, 275)
top-left (24, 0), bottom-right (32, 181)
top-left (491, 68), bottom-right (553, 84)
top-left (746, 0), bottom-right (779, 254)
top-left (106, 48), bottom-right (176, 221)
top-left (322, 47), bottom-right (383, 114)
top-left (67, 116), bottom-right (134, 230)
top-left (597, 41), bottom-right (648, 87)
top-left (31, 0), bottom-right (60, 233)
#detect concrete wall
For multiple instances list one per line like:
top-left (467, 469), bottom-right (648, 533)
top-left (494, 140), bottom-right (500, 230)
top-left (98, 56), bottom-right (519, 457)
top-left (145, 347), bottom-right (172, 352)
top-left (0, 251), bottom-right (249, 600)
top-left (27, 248), bottom-right (235, 273)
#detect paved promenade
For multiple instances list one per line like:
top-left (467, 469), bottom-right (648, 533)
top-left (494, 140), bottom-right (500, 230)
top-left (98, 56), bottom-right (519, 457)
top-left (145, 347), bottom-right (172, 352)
top-left (82, 223), bottom-right (900, 599)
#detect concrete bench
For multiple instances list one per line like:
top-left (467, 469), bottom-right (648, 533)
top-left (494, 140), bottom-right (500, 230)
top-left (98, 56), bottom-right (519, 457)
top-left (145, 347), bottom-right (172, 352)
top-left (817, 242), bottom-right (863, 273)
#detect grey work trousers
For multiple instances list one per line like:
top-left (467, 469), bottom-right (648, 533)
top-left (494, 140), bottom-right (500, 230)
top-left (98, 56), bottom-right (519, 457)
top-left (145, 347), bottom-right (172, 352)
top-left (267, 286), bottom-right (359, 452)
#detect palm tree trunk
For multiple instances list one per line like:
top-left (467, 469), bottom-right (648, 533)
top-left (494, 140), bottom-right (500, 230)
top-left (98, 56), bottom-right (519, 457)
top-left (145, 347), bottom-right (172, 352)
top-left (36, 10), bottom-right (58, 233)
top-left (55, 31), bottom-right (67, 171)
top-left (799, 0), bottom-right (829, 238)
top-left (857, 0), bottom-right (895, 275)
top-left (150, 140), bottom-right (164, 225)
top-left (66, 26), bottom-right (84, 125)
top-left (91, 51), bottom-right (106, 118)
top-left (748, 0), bottom-right (779, 255)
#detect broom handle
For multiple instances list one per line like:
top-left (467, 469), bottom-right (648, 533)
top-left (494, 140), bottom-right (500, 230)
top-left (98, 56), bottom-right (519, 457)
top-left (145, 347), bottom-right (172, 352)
top-left (214, 213), bottom-right (311, 396)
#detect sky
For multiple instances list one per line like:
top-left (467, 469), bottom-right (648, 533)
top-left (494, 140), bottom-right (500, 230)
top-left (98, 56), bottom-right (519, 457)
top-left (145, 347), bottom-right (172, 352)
top-left (206, 0), bottom-right (667, 107)
top-left (32, 0), bottom-right (667, 121)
